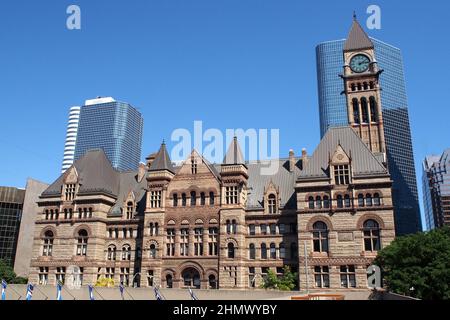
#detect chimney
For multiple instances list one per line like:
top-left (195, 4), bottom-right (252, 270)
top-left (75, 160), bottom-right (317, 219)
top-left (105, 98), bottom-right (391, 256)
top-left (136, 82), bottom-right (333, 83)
top-left (137, 163), bottom-right (146, 182)
top-left (146, 153), bottom-right (157, 170)
top-left (301, 148), bottom-right (308, 168)
top-left (289, 149), bottom-right (296, 172)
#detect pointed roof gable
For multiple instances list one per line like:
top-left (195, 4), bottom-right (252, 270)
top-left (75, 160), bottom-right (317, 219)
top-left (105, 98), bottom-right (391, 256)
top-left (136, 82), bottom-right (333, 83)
top-left (149, 142), bottom-right (175, 173)
top-left (299, 127), bottom-right (387, 180)
top-left (344, 17), bottom-right (374, 51)
top-left (223, 137), bottom-right (245, 165)
top-left (42, 149), bottom-right (120, 197)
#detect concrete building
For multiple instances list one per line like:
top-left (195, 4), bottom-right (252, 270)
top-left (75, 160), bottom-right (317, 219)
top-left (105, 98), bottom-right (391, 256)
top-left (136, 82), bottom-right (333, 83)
top-left (61, 106), bottom-right (81, 173)
top-left (13, 179), bottom-right (50, 277)
top-left (422, 149), bottom-right (450, 230)
top-left (316, 17), bottom-right (421, 235)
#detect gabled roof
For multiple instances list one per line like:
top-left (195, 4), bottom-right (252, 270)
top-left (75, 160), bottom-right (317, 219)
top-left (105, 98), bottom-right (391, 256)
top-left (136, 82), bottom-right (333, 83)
top-left (223, 137), bottom-right (245, 165)
top-left (298, 127), bottom-right (388, 180)
top-left (344, 17), bottom-right (374, 51)
top-left (42, 149), bottom-right (120, 197)
top-left (149, 142), bottom-right (175, 173)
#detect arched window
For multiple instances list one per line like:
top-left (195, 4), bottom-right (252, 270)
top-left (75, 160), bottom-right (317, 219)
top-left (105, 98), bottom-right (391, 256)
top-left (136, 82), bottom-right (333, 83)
top-left (279, 243), bottom-right (286, 259)
top-left (351, 83), bottom-right (356, 92)
top-left (232, 219), bottom-right (237, 234)
top-left (369, 81), bottom-right (375, 89)
top-left (249, 244), bottom-right (256, 260)
top-left (76, 230), bottom-right (88, 256)
top-left (268, 194), bottom-right (277, 214)
top-left (173, 194), bottom-right (178, 207)
top-left (352, 98), bottom-right (360, 124)
top-left (200, 192), bottom-right (206, 206)
top-left (182, 193), bottom-right (187, 207)
top-left (373, 193), bottom-right (381, 206)
top-left (270, 243), bottom-right (277, 259)
top-left (361, 98), bottom-right (369, 123)
top-left (366, 194), bottom-right (373, 207)
top-left (369, 97), bottom-right (378, 122)
top-left (208, 275), bottom-right (217, 289)
top-left (122, 245), bottom-right (131, 261)
top-left (308, 196), bottom-right (315, 210)
top-left (227, 243), bottom-right (235, 259)
top-left (226, 220), bottom-right (231, 234)
top-left (323, 196), bottom-right (330, 209)
top-left (107, 245), bottom-right (117, 261)
top-left (337, 195), bottom-right (344, 209)
top-left (42, 230), bottom-right (54, 256)
top-left (149, 244), bottom-right (157, 259)
top-left (357, 83), bottom-right (362, 91)
top-left (363, 220), bottom-right (381, 252)
top-left (261, 243), bottom-right (268, 259)
top-left (313, 222), bottom-right (329, 253)
top-left (190, 191), bottom-right (196, 206)
top-left (315, 196), bottom-right (322, 209)
top-left (209, 192), bottom-right (215, 206)
top-left (363, 82), bottom-right (368, 90)
top-left (344, 195), bottom-right (351, 208)
top-left (358, 194), bottom-right (365, 207)
top-left (166, 274), bottom-right (173, 288)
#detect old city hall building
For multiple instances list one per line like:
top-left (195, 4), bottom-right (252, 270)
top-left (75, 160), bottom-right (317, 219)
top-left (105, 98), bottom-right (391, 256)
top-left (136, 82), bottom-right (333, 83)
top-left (29, 18), bottom-right (396, 291)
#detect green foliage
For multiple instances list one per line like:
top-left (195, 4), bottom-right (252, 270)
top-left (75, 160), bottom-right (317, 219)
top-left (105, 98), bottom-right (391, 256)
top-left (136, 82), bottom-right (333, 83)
top-left (261, 266), bottom-right (298, 291)
top-left (374, 227), bottom-right (450, 300)
top-left (95, 276), bottom-right (115, 287)
top-left (0, 259), bottom-right (28, 284)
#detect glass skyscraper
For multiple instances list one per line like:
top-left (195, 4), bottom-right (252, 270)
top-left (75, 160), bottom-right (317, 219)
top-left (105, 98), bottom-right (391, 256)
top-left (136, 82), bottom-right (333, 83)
top-left (73, 97), bottom-right (144, 172)
top-left (422, 150), bottom-right (450, 230)
top-left (0, 186), bottom-right (25, 266)
top-left (316, 38), bottom-right (422, 235)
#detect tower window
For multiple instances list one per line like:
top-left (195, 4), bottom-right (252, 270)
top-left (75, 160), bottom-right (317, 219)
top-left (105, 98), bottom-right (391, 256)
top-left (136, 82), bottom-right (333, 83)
top-left (226, 186), bottom-right (239, 205)
top-left (200, 192), bottom-right (206, 206)
top-left (363, 220), bottom-right (381, 252)
top-left (150, 191), bottom-right (162, 208)
top-left (352, 98), bottom-right (360, 124)
top-left (173, 194), bottom-right (178, 207)
top-left (209, 192), bottom-right (215, 206)
top-left (369, 97), bottom-right (378, 122)
top-left (190, 191), bottom-right (196, 206)
top-left (313, 222), bottom-right (329, 253)
top-left (361, 98), bottom-right (369, 123)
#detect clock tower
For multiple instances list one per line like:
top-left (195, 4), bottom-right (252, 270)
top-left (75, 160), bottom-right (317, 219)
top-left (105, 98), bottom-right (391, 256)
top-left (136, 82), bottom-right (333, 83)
top-left (341, 15), bottom-right (386, 155)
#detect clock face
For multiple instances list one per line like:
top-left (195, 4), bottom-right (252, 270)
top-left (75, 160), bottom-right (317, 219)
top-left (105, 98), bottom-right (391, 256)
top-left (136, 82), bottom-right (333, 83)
top-left (350, 54), bottom-right (370, 73)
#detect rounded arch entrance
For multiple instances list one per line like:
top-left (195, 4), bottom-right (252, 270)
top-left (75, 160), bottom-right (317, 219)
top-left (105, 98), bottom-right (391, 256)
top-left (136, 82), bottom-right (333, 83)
top-left (181, 267), bottom-right (201, 289)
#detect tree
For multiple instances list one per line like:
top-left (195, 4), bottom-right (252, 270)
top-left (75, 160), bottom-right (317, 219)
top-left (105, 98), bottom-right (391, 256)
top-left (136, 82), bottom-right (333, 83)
top-left (261, 266), bottom-right (298, 291)
top-left (374, 227), bottom-right (450, 300)
top-left (95, 276), bottom-right (115, 287)
top-left (0, 259), bottom-right (28, 284)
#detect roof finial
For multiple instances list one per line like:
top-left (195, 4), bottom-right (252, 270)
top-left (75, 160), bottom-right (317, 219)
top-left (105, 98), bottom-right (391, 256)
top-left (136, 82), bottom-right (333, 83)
top-left (353, 11), bottom-right (357, 21)
top-left (162, 139), bottom-right (166, 145)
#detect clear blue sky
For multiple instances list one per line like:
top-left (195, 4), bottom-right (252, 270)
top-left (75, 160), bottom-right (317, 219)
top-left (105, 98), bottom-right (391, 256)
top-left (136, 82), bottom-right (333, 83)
top-left (0, 0), bottom-right (449, 228)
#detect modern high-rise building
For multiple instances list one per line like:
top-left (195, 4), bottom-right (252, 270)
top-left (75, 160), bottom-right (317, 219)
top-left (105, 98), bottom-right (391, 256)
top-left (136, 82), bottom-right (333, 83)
top-left (72, 97), bottom-right (144, 172)
top-left (61, 106), bottom-right (81, 173)
top-left (0, 186), bottom-right (25, 266)
top-left (316, 18), bottom-right (422, 235)
top-left (422, 149), bottom-right (450, 230)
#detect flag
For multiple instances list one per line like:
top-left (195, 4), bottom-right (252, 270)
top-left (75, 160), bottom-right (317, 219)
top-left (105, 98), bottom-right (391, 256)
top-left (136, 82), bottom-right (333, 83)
top-left (88, 285), bottom-right (95, 301)
top-left (154, 287), bottom-right (164, 301)
top-left (119, 284), bottom-right (124, 300)
top-left (1, 279), bottom-right (6, 301)
top-left (189, 288), bottom-right (198, 301)
top-left (25, 284), bottom-right (34, 301)
top-left (56, 282), bottom-right (63, 301)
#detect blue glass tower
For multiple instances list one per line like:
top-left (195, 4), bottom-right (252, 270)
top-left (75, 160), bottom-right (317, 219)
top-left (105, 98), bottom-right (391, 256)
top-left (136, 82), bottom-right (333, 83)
top-left (74, 97), bottom-right (144, 172)
top-left (316, 32), bottom-right (422, 235)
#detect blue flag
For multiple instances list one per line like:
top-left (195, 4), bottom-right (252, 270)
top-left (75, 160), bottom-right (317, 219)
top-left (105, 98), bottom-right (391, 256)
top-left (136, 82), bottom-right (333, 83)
top-left (119, 284), bottom-right (124, 300)
top-left (25, 284), bottom-right (34, 301)
top-left (88, 285), bottom-right (95, 301)
top-left (56, 282), bottom-right (63, 301)
top-left (1, 279), bottom-right (6, 301)
top-left (154, 287), bottom-right (164, 301)
top-left (189, 288), bottom-right (198, 301)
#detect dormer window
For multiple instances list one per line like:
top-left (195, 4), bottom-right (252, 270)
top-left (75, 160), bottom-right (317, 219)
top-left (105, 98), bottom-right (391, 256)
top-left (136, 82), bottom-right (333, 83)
top-left (126, 202), bottom-right (133, 219)
top-left (268, 194), bottom-right (277, 214)
top-left (64, 184), bottom-right (76, 201)
top-left (334, 165), bottom-right (350, 185)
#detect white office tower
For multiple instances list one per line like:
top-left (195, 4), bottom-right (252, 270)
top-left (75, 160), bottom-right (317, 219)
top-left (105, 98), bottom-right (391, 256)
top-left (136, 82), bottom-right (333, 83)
top-left (61, 106), bottom-right (81, 173)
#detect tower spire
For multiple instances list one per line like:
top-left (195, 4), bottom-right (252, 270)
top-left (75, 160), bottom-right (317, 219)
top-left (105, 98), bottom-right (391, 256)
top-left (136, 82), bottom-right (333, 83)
top-left (353, 11), bottom-right (357, 21)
